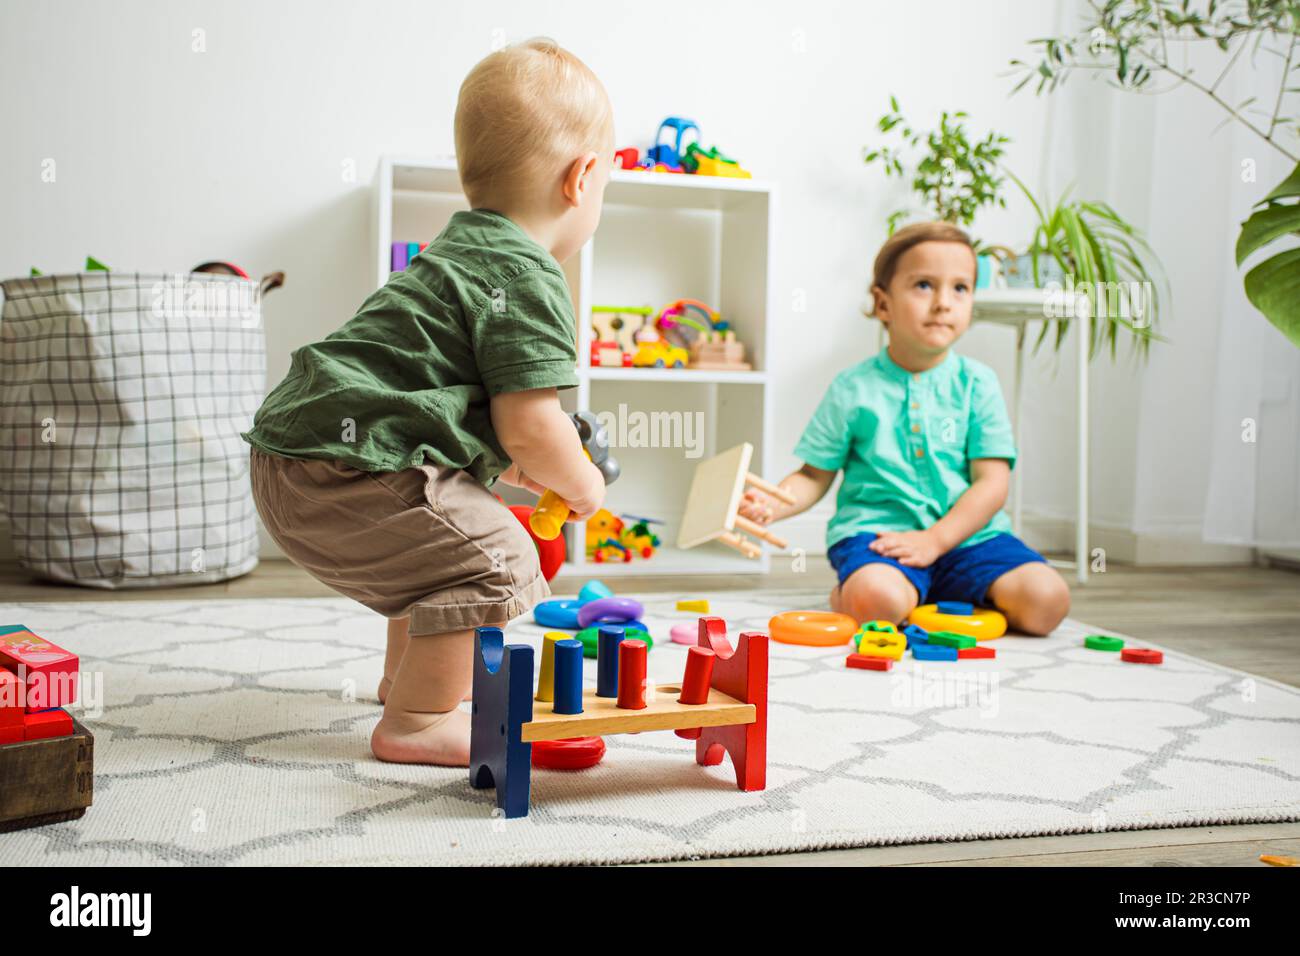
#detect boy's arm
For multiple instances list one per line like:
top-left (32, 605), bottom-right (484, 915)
top-left (738, 463), bottom-right (836, 525)
top-left (870, 458), bottom-right (1011, 566)
top-left (491, 388), bottom-right (605, 519)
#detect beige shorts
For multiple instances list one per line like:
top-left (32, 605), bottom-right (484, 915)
top-left (249, 447), bottom-right (549, 636)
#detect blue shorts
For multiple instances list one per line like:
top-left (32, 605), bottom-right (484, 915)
top-left (827, 531), bottom-right (1047, 606)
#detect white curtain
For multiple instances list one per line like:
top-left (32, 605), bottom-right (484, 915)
top-left (1202, 48), bottom-right (1300, 549)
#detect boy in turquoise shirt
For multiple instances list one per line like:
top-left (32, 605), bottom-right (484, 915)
top-left (741, 223), bottom-right (1070, 635)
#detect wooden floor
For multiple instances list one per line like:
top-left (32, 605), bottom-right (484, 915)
top-left (3, 558), bottom-right (1297, 867)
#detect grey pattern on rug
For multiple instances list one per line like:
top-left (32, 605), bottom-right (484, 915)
top-left (0, 591), bottom-right (1297, 866)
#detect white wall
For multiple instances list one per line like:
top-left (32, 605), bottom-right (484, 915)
top-left (0, 0), bottom-right (1261, 564)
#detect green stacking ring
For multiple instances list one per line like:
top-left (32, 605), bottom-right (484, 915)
top-left (1084, 634), bottom-right (1124, 652)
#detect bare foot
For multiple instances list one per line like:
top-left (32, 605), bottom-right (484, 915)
top-left (371, 709), bottom-right (471, 766)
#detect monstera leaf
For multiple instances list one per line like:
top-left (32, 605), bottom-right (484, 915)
top-left (1236, 162), bottom-right (1300, 348)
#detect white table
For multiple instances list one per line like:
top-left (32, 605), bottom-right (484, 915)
top-left (973, 288), bottom-right (1089, 584)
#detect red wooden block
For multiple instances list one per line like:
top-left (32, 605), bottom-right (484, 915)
top-left (846, 653), bottom-right (893, 671)
top-left (958, 646), bottom-right (996, 659)
top-left (0, 726), bottom-right (22, 745)
top-left (23, 708), bottom-right (73, 741)
top-left (693, 618), bottom-right (767, 792)
top-left (1121, 648), bottom-right (1163, 665)
top-left (674, 646), bottom-right (717, 740)
top-left (0, 627), bottom-right (79, 711)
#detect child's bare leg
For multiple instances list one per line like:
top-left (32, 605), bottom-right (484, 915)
top-left (985, 563), bottom-right (1071, 636)
top-left (377, 616), bottom-right (411, 704)
top-left (832, 564), bottom-right (918, 625)
top-left (371, 623), bottom-right (494, 766)
top-left (378, 616), bottom-right (470, 705)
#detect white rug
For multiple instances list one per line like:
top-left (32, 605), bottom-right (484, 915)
top-left (1, 591), bottom-right (1298, 866)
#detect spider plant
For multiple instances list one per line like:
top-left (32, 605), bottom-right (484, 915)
top-left (1007, 169), bottom-right (1168, 359)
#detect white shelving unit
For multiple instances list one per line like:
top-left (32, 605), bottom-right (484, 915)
top-left (373, 155), bottom-right (778, 577)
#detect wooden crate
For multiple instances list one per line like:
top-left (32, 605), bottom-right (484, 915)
top-left (0, 717), bottom-right (93, 832)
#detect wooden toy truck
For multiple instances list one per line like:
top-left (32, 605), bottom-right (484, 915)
top-left (469, 617), bottom-right (768, 819)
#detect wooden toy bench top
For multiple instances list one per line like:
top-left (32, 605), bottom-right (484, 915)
top-left (521, 685), bottom-right (754, 741)
top-left (677, 442), bottom-right (796, 557)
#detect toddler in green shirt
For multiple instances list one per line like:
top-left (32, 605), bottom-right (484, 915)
top-left (741, 223), bottom-right (1070, 635)
top-left (242, 39), bottom-right (614, 766)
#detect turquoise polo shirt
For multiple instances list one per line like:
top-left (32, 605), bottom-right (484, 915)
top-left (794, 350), bottom-right (1018, 552)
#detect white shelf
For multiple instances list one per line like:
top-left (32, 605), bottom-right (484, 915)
top-left (557, 543), bottom-right (770, 579)
top-left (586, 367), bottom-right (768, 385)
top-left (375, 154), bottom-right (777, 577)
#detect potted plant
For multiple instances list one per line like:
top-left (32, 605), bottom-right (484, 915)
top-left (863, 97), bottom-right (1011, 248)
top-left (1011, 0), bottom-right (1300, 347)
top-left (1006, 170), bottom-right (1168, 359)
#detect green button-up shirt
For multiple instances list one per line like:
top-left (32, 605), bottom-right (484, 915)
top-left (794, 349), bottom-right (1017, 552)
top-left (241, 209), bottom-right (579, 484)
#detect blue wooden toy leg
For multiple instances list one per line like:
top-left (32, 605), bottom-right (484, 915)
top-left (469, 626), bottom-right (535, 818)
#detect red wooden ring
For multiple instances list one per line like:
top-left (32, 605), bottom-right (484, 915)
top-left (532, 736), bottom-right (606, 770)
top-left (1121, 648), bottom-right (1163, 665)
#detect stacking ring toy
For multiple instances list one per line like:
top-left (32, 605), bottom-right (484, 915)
top-left (577, 596), bottom-right (645, 629)
top-left (532, 736), bottom-right (606, 770)
top-left (769, 610), bottom-right (858, 647)
top-left (671, 622), bottom-right (698, 645)
top-left (574, 623), bottom-right (651, 658)
top-left (534, 599), bottom-right (583, 629)
top-left (907, 603), bottom-right (1007, 641)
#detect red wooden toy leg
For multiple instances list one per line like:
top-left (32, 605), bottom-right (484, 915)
top-left (693, 617), bottom-right (768, 791)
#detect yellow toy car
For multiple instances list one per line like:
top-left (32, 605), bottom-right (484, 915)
top-left (632, 338), bottom-right (689, 369)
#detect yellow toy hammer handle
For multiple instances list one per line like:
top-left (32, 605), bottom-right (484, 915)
top-left (529, 490), bottom-right (569, 541)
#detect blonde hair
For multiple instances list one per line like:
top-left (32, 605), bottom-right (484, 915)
top-left (868, 221), bottom-right (977, 316)
top-left (455, 38), bottom-right (613, 208)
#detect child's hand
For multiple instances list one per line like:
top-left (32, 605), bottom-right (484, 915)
top-left (738, 488), bottom-right (778, 525)
top-left (497, 463), bottom-right (547, 496)
top-left (869, 530), bottom-right (944, 568)
top-left (561, 462), bottom-right (607, 522)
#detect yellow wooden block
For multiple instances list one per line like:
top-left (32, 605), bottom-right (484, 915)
top-left (676, 599), bottom-right (710, 613)
top-left (855, 631), bottom-right (906, 660)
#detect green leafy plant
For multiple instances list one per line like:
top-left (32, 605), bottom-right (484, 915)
top-left (864, 96), bottom-right (1011, 238)
top-left (1007, 170), bottom-right (1168, 358)
top-left (1011, 0), bottom-right (1300, 347)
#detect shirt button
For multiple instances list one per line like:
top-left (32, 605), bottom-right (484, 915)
top-left (911, 402), bottom-right (919, 410)
top-left (911, 424), bottom-right (921, 434)
top-left (915, 448), bottom-right (925, 459)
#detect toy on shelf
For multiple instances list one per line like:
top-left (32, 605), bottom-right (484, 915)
top-left (632, 337), bottom-right (690, 369)
top-left (530, 412), bottom-right (621, 541)
top-left (646, 117), bottom-right (699, 171)
top-left (469, 616), bottom-right (768, 818)
top-left (389, 241), bottom-right (428, 273)
top-left (618, 118), bottom-right (753, 178)
top-left (769, 611), bottom-right (858, 647)
top-left (691, 330), bottom-right (751, 370)
top-left (590, 305), bottom-right (653, 367)
top-left (655, 299), bottom-right (751, 371)
top-left (619, 514), bottom-right (662, 558)
top-left (683, 142), bottom-right (753, 179)
top-left (0, 626), bottom-right (93, 831)
top-left (677, 443), bottom-right (795, 558)
top-left (907, 603), bottom-right (1007, 641)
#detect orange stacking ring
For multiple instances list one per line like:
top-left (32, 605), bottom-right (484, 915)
top-left (907, 604), bottom-right (1008, 641)
top-left (769, 610), bottom-right (859, 647)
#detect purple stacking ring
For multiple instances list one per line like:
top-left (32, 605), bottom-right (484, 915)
top-left (577, 596), bottom-right (645, 630)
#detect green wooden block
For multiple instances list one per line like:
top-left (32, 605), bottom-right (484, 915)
top-left (928, 631), bottom-right (976, 649)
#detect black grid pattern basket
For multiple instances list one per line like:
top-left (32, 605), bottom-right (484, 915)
top-left (0, 272), bottom-right (266, 588)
